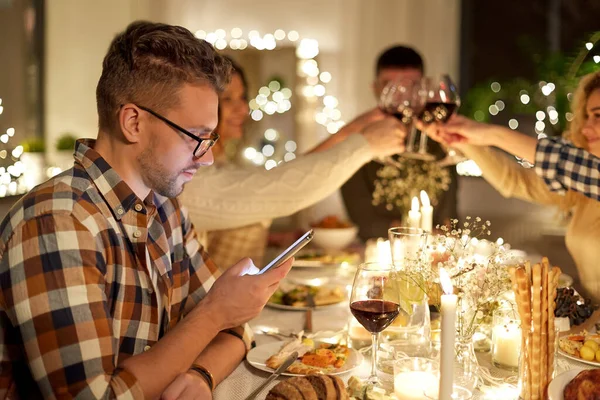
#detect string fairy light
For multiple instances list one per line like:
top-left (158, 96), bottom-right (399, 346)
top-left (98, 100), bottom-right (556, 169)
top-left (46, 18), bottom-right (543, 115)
top-left (0, 97), bottom-right (28, 197)
top-left (194, 28), bottom-right (344, 169)
top-left (461, 34), bottom-right (600, 176)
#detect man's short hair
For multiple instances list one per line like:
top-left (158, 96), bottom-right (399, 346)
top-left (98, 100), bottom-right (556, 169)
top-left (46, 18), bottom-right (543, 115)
top-left (96, 21), bottom-right (232, 134)
top-left (375, 45), bottom-right (425, 75)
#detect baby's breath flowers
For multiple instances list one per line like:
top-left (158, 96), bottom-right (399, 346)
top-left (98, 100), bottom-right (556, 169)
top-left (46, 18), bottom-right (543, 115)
top-left (372, 158), bottom-right (451, 212)
top-left (429, 217), bottom-right (514, 338)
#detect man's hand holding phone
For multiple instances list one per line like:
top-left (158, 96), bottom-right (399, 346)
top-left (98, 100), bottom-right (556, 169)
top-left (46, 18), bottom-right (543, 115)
top-left (256, 229), bottom-right (313, 275)
top-left (199, 257), bottom-right (295, 331)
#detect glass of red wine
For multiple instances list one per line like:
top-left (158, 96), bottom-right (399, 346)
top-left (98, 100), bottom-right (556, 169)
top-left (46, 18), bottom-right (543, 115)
top-left (379, 78), bottom-right (434, 162)
top-left (349, 262), bottom-right (400, 387)
top-left (418, 74), bottom-right (467, 166)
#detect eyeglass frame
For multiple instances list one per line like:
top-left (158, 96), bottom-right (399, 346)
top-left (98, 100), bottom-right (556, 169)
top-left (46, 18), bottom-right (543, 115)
top-left (133, 104), bottom-right (220, 158)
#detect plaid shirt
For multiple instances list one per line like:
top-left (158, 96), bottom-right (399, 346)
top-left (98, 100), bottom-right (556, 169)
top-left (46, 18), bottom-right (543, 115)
top-left (535, 137), bottom-right (600, 201)
top-left (0, 139), bottom-right (252, 399)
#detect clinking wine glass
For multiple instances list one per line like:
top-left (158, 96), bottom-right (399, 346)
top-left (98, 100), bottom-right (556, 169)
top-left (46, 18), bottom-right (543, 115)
top-left (379, 78), bottom-right (434, 162)
top-left (417, 74), bottom-right (467, 166)
top-left (350, 262), bottom-right (400, 387)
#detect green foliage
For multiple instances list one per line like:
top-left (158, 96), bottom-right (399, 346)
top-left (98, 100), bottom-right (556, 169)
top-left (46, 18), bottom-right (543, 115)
top-left (21, 137), bottom-right (45, 153)
top-left (55, 133), bottom-right (77, 151)
top-left (461, 32), bottom-right (600, 136)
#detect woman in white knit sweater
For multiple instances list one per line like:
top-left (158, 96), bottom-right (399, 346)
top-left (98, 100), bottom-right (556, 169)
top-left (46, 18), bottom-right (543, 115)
top-left (420, 71), bottom-right (600, 302)
top-left (180, 58), bottom-right (406, 268)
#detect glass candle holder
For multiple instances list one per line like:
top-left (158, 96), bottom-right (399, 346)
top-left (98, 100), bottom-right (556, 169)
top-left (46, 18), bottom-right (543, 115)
top-left (491, 306), bottom-right (521, 371)
top-left (393, 357), bottom-right (439, 400)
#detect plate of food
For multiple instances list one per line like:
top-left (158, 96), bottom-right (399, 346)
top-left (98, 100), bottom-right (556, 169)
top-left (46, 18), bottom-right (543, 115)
top-left (267, 283), bottom-right (346, 311)
top-left (246, 335), bottom-right (362, 376)
top-left (547, 368), bottom-right (600, 400)
top-left (293, 248), bottom-right (361, 268)
top-left (558, 330), bottom-right (600, 367)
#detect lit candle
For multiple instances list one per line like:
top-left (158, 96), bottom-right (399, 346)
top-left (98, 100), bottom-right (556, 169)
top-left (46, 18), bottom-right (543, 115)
top-left (377, 239), bottom-right (392, 265)
top-left (419, 190), bottom-right (433, 232)
top-left (492, 321), bottom-right (521, 369)
top-left (439, 268), bottom-right (457, 400)
top-left (408, 196), bottom-right (421, 228)
top-left (394, 371), bottom-right (439, 400)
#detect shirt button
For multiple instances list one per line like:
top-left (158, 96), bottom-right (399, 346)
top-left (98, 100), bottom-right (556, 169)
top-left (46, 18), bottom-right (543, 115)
top-left (134, 204), bottom-right (143, 212)
top-left (144, 345), bottom-right (151, 352)
top-left (133, 230), bottom-right (142, 238)
top-left (117, 208), bottom-right (124, 215)
top-left (147, 287), bottom-right (154, 294)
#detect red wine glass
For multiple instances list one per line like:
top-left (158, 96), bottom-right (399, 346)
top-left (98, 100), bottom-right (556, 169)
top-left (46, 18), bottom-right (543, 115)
top-left (349, 262), bottom-right (400, 387)
top-left (418, 74), bottom-right (466, 166)
top-left (379, 79), bottom-right (434, 162)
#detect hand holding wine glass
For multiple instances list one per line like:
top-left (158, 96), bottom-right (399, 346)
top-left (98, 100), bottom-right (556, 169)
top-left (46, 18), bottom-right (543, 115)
top-left (415, 74), bottom-right (466, 166)
top-left (350, 263), bottom-right (400, 387)
top-left (379, 78), bottom-right (434, 160)
top-left (418, 114), bottom-right (499, 147)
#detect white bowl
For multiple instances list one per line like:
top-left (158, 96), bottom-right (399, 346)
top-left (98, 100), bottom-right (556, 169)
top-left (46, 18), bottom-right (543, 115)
top-left (547, 368), bottom-right (585, 400)
top-left (311, 226), bottom-right (358, 251)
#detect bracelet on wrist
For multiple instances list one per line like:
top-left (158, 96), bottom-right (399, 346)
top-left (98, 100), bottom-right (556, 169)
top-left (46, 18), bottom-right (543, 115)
top-left (189, 363), bottom-right (215, 391)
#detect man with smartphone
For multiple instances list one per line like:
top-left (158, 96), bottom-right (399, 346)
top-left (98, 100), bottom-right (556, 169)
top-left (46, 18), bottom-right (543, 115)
top-left (0, 21), bottom-right (291, 399)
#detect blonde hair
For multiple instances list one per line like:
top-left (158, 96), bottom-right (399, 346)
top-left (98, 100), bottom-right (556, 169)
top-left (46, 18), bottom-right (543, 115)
top-left (565, 71), bottom-right (600, 148)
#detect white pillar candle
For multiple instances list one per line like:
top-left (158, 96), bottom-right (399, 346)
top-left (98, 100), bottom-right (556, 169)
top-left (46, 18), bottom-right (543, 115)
top-left (492, 321), bottom-right (521, 368)
top-left (394, 371), bottom-right (439, 400)
top-left (408, 196), bottom-right (421, 228)
top-left (377, 239), bottom-right (392, 265)
top-left (438, 268), bottom-right (457, 400)
top-left (419, 190), bottom-right (433, 232)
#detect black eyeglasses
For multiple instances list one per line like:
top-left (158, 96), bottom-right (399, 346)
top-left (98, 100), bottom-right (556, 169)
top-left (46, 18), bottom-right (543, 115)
top-left (135, 104), bottom-right (219, 158)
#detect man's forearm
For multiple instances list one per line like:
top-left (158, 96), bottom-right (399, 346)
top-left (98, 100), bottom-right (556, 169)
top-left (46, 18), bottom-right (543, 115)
top-left (119, 302), bottom-right (222, 398)
top-left (489, 126), bottom-right (538, 162)
top-left (191, 331), bottom-right (247, 386)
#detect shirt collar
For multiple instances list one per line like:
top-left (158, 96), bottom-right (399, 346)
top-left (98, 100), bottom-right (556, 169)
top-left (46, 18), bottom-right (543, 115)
top-left (74, 139), bottom-right (150, 220)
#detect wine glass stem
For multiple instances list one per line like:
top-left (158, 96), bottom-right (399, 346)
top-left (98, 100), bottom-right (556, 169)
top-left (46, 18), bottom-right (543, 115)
top-left (369, 332), bottom-right (379, 382)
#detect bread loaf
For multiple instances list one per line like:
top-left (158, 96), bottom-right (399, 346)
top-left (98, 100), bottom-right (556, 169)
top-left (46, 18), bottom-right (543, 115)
top-left (266, 375), bottom-right (349, 400)
top-left (563, 369), bottom-right (600, 400)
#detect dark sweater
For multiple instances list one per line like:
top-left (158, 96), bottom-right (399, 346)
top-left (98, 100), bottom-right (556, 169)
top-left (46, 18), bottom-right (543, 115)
top-left (341, 138), bottom-right (458, 241)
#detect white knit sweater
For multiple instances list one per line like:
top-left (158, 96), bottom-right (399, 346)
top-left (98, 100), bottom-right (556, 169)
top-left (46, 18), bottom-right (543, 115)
top-left (180, 134), bottom-right (373, 231)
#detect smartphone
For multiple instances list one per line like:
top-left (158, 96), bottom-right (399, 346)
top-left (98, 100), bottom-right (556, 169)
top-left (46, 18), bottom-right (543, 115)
top-left (257, 229), bottom-right (314, 274)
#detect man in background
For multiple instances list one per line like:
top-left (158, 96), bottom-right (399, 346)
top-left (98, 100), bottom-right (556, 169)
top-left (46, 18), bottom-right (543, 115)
top-left (341, 45), bottom-right (459, 240)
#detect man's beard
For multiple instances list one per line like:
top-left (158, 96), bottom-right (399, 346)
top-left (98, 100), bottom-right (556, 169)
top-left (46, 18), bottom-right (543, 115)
top-left (137, 145), bottom-right (182, 198)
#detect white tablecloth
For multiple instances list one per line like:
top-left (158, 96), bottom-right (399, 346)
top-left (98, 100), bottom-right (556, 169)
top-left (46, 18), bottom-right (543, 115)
top-left (214, 266), bottom-right (594, 400)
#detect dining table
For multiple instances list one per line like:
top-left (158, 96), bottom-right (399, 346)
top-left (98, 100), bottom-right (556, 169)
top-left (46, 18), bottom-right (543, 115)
top-left (213, 259), bottom-right (599, 400)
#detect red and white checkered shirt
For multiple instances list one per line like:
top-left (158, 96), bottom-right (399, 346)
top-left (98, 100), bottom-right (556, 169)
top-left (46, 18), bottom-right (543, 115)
top-left (0, 139), bottom-right (252, 399)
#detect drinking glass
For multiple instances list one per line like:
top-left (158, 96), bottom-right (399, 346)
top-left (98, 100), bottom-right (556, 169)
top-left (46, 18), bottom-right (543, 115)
top-left (379, 78), bottom-right (434, 161)
top-left (387, 228), bottom-right (430, 340)
top-left (350, 262), bottom-right (400, 386)
top-left (417, 74), bottom-right (466, 166)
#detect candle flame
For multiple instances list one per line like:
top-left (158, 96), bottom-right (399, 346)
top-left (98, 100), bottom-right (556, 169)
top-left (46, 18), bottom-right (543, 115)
top-left (411, 196), bottom-right (420, 212)
top-left (439, 267), bottom-right (453, 295)
top-left (419, 190), bottom-right (430, 207)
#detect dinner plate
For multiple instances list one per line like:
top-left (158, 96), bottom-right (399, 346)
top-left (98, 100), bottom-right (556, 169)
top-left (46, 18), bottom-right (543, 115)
top-left (267, 283), bottom-right (346, 311)
top-left (547, 368), bottom-right (585, 400)
top-left (558, 348), bottom-right (600, 367)
top-left (558, 327), bottom-right (600, 367)
top-left (292, 249), bottom-right (361, 268)
top-left (246, 341), bottom-right (363, 377)
top-left (265, 300), bottom-right (343, 311)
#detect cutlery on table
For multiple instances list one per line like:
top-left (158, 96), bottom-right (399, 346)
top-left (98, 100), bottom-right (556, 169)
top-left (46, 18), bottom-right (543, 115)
top-left (244, 351), bottom-right (298, 400)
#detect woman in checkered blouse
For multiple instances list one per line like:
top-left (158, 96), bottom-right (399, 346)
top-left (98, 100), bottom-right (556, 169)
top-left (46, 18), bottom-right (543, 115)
top-left (421, 70), bottom-right (600, 303)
